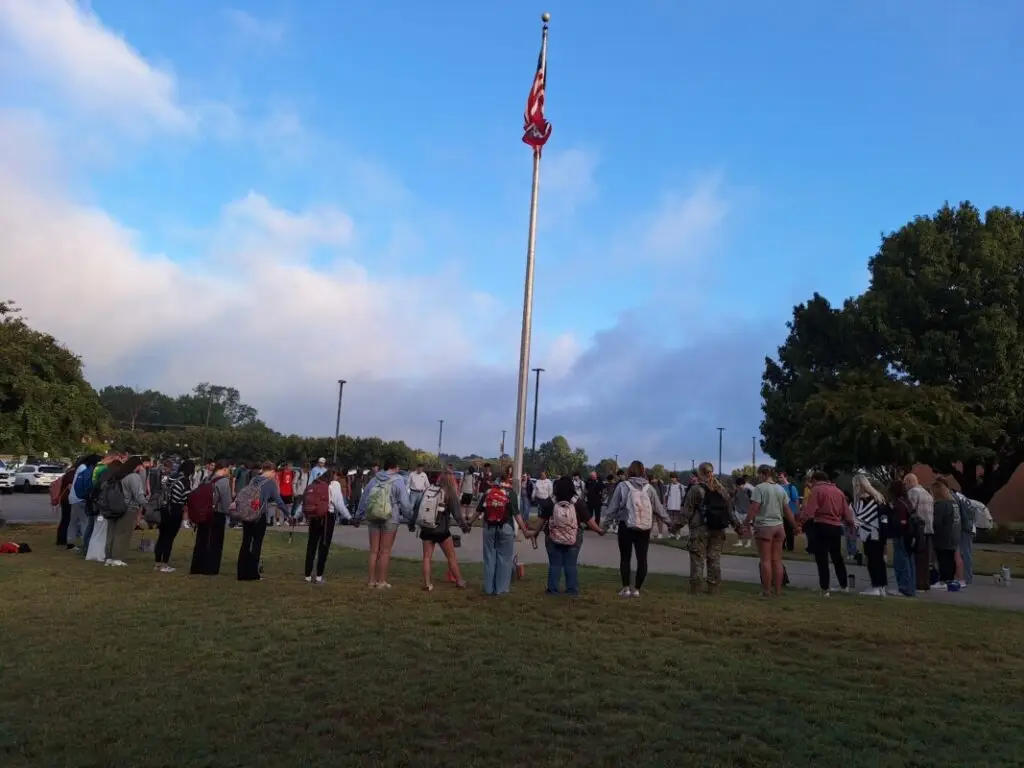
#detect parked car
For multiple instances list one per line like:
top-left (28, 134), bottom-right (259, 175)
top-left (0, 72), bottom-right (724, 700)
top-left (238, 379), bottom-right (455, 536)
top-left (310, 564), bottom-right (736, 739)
top-left (0, 466), bottom-right (12, 494)
top-left (13, 464), bottom-right (65, 492)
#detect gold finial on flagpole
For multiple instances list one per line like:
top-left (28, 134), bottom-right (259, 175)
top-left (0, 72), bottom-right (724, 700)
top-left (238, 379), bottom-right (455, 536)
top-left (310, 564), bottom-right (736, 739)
top-left (541, 12), bottom-right (551, 23)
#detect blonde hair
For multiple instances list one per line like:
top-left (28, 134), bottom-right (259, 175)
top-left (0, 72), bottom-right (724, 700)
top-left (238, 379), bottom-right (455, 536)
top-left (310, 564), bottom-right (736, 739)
top-left (931, 478), bottom-right (953, 501)
top-left (698, 461), bottom-right (724, 494)
top-left (852, 473), bottom-right (885, 504)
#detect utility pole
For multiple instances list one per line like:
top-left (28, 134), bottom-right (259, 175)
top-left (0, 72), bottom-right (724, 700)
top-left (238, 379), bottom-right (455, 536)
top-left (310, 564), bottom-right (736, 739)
top-left (199, 394), bottom-right (213, 462)
top-left (437, 419), bottom-right (444, 459)
top-left (530, 367), bottom-right (544, 474)
top-left (717, 427), bottom-right (725, 476)
top-left (751, 436), bottom-right (756, 474)
top-left (691, 458), bottom-right (695, 471)
top-left (333, 380), bottom-right (346, 467)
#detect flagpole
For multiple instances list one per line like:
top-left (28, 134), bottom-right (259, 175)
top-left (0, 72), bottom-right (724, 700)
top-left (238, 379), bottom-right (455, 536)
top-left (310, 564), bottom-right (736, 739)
top-left (512, 14), bottom-right (549, 541)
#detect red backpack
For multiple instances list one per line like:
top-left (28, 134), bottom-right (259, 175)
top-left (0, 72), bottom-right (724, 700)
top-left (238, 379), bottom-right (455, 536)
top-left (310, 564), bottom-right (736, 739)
top-left (483, 486), bottom-right (509, 524)
top-left (303, 482), bottom-right (330, 519)
top-left (187, 481), bottom-right (218, 525)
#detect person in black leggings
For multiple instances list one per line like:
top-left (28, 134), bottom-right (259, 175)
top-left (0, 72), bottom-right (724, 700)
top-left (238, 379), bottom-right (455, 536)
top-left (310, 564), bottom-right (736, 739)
top-left (800, 471), bottom-right (854, 595)
top-left (602, 460), bottom-right (669, 598)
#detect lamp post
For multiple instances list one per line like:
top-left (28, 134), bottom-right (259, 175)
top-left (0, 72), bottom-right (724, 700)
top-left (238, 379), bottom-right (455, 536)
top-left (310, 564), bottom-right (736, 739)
top-left (530, 367), bottom-right (544, 473)
top-left (751, 436), bottom-right (756, 474)
top-left (717, 427), bottom-right (725, 476)
top-left (437, 419), bottom-right (444, 459)
top-left (333, 380), bottom-right (346, 467)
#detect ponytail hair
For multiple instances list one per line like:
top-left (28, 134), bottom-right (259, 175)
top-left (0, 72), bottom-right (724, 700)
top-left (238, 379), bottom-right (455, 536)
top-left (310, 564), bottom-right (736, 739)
top-left (698, 461), bottom-right (724, 494)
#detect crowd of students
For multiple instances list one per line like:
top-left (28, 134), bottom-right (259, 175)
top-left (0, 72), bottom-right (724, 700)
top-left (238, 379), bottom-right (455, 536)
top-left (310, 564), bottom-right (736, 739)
top-left (46, 450), bottom-right (984, 599)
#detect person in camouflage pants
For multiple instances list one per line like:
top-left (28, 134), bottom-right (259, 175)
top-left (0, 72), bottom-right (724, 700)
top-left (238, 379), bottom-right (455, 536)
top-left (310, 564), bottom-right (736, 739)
top-left (681, 462), bottom-right (732, 594)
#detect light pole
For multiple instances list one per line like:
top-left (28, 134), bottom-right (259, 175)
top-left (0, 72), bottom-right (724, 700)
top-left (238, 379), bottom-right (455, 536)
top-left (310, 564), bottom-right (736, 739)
top-left (751, 436), bottom-right (756, 474)
top-left (333, 380), bottom-right (346, 467)
top-left (437, 419), bottom-right (444, 459)
top-left (717, 427), bottom-right (725, 476)
top-left (199, 394), bottom-right (213, 462)
top-left (501, 429), bottom-right (506, 457)
top-left (691, 458), bottom-right (696, 471)
top-left (530, 367), bottom-right (544, 473)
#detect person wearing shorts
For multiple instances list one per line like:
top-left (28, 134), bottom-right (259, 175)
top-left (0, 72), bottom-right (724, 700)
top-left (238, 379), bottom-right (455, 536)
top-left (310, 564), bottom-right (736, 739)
top-left (355, 459), bottom-right (413, 588)
top-left (743, 466), bottom-right (797, 598)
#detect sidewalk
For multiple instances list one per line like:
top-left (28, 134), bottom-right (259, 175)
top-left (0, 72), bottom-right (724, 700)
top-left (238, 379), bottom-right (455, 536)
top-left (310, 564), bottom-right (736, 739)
top-left (319, 524), bottom-right (1024, 612)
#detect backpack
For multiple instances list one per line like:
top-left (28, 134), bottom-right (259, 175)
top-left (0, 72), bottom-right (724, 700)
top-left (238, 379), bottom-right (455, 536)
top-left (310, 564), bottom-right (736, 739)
top-left (187, 480), bottom-right (219, 525)
top-left (96, 478), bottom-right (128, 520)
top-left (548, 499), bottom-right (579, 546)
top-left (232, 478), bottom-right (267, 523)
top-left (624, 482), bottom-right (653, 531)
top-left (701, 484), bottom-right (732, 531)
top-left (483, 486), bottom-right (510, 524)
top-left (365, 477), bottom-right (396, 522)
top-left (49, 477), bottom-right (63, 507)
top-left (954, 493), bottom-right (975, 534)
top-left (73, 467), bottom-right (93, 502)
top-left (418, 485), bottom-right (446, 529)
top-left (303, 482), bottom-right (330, 519)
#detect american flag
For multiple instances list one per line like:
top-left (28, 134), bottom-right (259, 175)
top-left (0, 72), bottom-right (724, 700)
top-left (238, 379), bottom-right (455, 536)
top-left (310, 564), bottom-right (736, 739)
top-left (522, 38), bottom-right (551, 151)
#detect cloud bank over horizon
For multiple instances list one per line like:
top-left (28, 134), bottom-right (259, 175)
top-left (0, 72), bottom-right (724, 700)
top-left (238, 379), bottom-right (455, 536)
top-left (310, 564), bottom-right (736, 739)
top-left (0, 0), bottom-right (779, 470)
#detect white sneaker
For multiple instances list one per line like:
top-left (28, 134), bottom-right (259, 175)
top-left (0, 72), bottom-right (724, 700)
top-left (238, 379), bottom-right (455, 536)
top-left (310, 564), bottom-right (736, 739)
top-left (631, 589), bottom-right (641, 599)
top-left (112, 560), bottom-right (127, 567)
top-left (104, 559), bottom-right (113, 566)
top-left (161, 565), bottom-right (176, 573)
top-left (375, 582), bottom-right (392, 589)
top-left (860, 587), bottom-right (884, 597)
top-left (618, 587), bottom-right (634, 598)
top-left (304, 576), bottom-right (312, 583)
top-left (958, 580), bottom-right (968, 589)
top-left (314, 576), bottom-right (324, 585)
top-left (744, 540), bottom-right (752, 548)
top-left (820, 589), bottom-right (831, 598)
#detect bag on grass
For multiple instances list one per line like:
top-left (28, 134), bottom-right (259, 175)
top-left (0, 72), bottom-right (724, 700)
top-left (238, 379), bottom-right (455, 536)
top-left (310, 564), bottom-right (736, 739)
top-left (417, 484), bottom-right (445, 529)
top-left (548, 499), bottom-right (579, 546)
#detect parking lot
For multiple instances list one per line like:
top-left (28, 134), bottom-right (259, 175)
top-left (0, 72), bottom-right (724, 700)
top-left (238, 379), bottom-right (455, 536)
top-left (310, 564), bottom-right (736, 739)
top-left (0, 491), bottom-right (56, 524)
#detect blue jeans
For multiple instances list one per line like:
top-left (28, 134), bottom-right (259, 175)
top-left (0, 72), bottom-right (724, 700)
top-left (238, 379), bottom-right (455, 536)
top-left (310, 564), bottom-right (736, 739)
top-left (892, 537), bottom-right (916, 596)
top-left (545, 535), bottom-right (581, 595)
top-left (81, 515), bottom-right (96, 556)
top-left (482, 523), bottom-right (515, 595)
top-left (67, 502), bottom-right (89, 546)
top-left (410, 490), bottom-right (424, 523)
top-left (520, 494), bottom-right (531, 523)
top-left (846, 532), bottom-right (858, 559)
top-left (958, 534), bottom-right (973, 585)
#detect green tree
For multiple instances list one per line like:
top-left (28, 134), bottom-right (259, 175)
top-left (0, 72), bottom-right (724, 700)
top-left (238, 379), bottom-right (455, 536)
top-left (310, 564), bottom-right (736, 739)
top-left (595, 458), bottom-right (618, 477)
top-left (536, 435), bottom-right (588, 477)
top-left (0, 301), bottom-right (107, 455)
top-left (648, 463), bottom-right (668, 482)
top-left (762, 202), bottom-right (1024, 501)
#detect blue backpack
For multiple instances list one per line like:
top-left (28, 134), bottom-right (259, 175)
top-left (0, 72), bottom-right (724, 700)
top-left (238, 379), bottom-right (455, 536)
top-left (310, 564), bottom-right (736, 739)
top-left (73, 468), bottom-right (93, 501)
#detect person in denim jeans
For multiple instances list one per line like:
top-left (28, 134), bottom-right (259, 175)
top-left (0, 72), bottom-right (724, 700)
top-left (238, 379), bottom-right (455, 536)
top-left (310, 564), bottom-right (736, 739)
top-left (887, 481), bottom-right (916, 596)
top-left (529, 476), bottom-right (605, 595)
top-left (467, 478), bottom-right (529, 596)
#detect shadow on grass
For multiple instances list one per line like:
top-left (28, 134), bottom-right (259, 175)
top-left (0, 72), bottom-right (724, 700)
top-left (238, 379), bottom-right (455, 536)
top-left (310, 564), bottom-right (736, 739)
top-left (1, 525), bottom-right (1023, 768)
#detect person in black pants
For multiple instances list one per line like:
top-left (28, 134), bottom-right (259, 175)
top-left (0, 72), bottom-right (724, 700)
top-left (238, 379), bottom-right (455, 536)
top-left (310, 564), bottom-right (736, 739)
top-left (585, 471), bottom-right (604, 527)
top-left (603, 460), bottom-right (670, 597)
top-left (237, 462), bottom-right (289, 581)
top-left (811, 522), bottom-right (849, 593)
top-left (157, 460), bottom-right (193, 572)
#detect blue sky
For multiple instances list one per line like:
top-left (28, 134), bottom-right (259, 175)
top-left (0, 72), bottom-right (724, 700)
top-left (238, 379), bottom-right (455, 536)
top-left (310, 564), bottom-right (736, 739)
top-left (2, 0), bottom-right (1022, 469)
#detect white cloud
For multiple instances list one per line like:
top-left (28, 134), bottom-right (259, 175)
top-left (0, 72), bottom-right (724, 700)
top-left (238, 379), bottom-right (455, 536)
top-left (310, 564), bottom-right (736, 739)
top-left (542, 148), bottom-right (598, 216)
top-left (220, 191), bottom-right (355, 250)
top-left (0, 0), bottom-right (192, 133)
top-left (223, 8), bottom-right (285, 45)
top-left (640, 173), bottom-right (730, 264)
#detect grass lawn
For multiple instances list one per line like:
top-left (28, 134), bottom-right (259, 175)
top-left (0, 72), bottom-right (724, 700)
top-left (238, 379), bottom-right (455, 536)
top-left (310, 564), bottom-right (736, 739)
top-left (3, 525), bottom-right (1024, 768)
top-left (653, 532), bottom-right (1024, 576)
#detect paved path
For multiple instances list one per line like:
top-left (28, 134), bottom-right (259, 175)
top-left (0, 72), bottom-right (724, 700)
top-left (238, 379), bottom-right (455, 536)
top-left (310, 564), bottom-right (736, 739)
top-left (6, 492), bottom-right (1021, 611)
top-left (328, 523), bottom-right (1024, 611)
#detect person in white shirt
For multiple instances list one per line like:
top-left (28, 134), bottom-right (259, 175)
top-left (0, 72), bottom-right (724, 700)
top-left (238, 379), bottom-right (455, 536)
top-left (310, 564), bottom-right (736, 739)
top-left (664, 473), bottom-right (686, 539)
top-left (532, 470), bottom-right (553, 504)
top-left (733, 477), bottom-right (755, 549)
top-left (408, 463), bottom-right (430, 516)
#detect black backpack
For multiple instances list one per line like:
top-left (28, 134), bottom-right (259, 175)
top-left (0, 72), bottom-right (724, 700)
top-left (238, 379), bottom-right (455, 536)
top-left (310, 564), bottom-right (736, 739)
top-left (701, 484), bottom-right (732, 531)
top-left (97, 477), bottom-right (128, 520)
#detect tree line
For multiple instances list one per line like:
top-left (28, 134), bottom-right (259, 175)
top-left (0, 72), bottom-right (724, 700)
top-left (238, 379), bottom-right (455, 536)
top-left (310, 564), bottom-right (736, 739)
top-left (761, 201), bottom-right (1024, 504)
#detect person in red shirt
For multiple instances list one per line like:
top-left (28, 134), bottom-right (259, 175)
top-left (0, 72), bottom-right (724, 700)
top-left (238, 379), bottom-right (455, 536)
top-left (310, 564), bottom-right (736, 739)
top-left (276, 464), bottom-right (296, 526)
top-left (799, 470), bottom-right (856, 596)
